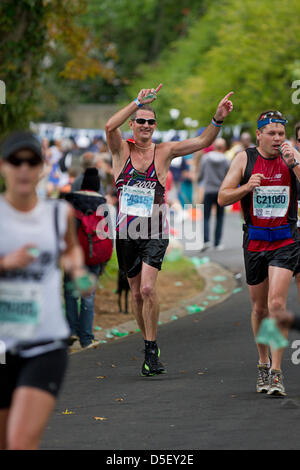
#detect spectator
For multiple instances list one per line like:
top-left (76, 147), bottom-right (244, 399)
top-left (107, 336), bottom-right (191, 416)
top-left (87, 135), bottom-right (104, 153)
top-left (71, 152), bottom-right (104, 193)
top-left (59, 167), bottom-right (80, 197)
top-left (179, 154), bottom-right (194, 206)
top-left (226, 138), bottom-right (243, 161)
top-left (168, 136), bottom-right (194, 218)
top-left (46, 139), bottom-right (63, 194)
top-left (95, 151), bottom-right (114, 195)
top-left (240, 131), bottom-right (255, 150)
top-left (64, 168), bottom-right (109, 348)
top-left (198, 137), bottom-right (230, 251)
top-left (194, 145), bottom-right (214, 204)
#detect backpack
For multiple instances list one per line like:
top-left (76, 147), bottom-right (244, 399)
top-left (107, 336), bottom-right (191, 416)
top-left (75, 208), bottom-right (113, 266)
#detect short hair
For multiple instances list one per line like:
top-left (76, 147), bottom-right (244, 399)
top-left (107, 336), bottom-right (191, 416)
top-left (80, 152), bottom-right (96, 170)
top-left (257, 110), bottom-right (286, 132)
top-left (130, 104), bottom-right (156, 121)
top-left (295, 122), bottom-right (300, 139)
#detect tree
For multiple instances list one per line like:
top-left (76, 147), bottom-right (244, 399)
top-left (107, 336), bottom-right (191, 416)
top-left (0, 0), bottom-right (112, 135)
top-left (50, 0), bottom-right (208, 105)
top-left (125, 0), bottom-right (300, 135)
top-left (178, 0), bottom-right (300, 136)
top-left (124, 0), bottom-right (225, 129)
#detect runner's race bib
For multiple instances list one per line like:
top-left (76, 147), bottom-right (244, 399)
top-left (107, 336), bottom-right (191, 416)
top-left (120, 185), bottom-right (155, 217)
top-left (0, 282), bottom-right (42, 340)
top-left (253, 186), bottom-right (289, 218)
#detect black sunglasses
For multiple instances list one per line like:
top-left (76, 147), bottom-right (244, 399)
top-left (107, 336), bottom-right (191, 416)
top-left (6, 154), bottom-right (42, 167)
top-left (133, 118), bottom-right (156, 125)
top-left (297, 138), bottom-right (300, 143)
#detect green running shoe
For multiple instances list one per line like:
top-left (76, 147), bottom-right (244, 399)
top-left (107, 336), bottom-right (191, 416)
top-left (141, 345), bottom-right (166, 377)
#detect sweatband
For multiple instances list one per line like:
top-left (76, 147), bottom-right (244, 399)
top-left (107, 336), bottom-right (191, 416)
top-left (211, 119), bottom-right (222, 128)
top-left (257, 118), bottom-right (287, 129)
top-left (134, 98), bottom-right (142, 108)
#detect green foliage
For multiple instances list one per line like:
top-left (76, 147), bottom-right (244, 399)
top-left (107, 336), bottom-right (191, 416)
top-left (126, 0), bottom-right (300, 135)
top-left (0, 0), bottom-right (48, 134)
top-left (2, 0), bottom-right (299, 135)
top-left (179, 0), bottom-right (300, 135)
top-left (46, 0), bottom-right (208, 106)
top-left (0, 0), bottom-right (113, 134)
top-left (125, 0), bottom-right (226, 129)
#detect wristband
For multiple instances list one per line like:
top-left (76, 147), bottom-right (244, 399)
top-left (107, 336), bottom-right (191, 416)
top-left (289, 159), bottom-right (299, 169)
top-left (212, 116), bottom-right (224, 124)
top-left (211, 119), bottom-right (222, 128)
top-left (134, 97), bottom-right (143, 108)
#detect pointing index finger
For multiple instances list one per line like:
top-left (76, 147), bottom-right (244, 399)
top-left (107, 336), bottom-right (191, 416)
top-left (156, 83), bottom-right (163, 93)
top-left (224, 91), bottom-right (234, 100)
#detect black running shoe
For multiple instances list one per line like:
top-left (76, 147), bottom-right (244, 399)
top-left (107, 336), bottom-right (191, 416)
top-left (141, 345), bottom-right (166, 377)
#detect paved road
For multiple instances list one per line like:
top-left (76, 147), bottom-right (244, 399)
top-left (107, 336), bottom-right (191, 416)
top-left (42, 213), bottom-right (300, 450)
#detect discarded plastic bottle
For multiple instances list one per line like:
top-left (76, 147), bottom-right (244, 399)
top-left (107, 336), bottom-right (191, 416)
top-left (186, 305), bottom-right (205, 314)
top-left (66, 273), bottom-right (96, 296)
top-left (256, 318), bottom-right (289, 350)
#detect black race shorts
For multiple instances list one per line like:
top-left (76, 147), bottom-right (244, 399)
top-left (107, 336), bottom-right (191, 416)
top-left (243, 242), bottom-right (300, 286)
top-left (116, 238), bottom-right (169, 278)
top-left (293, 230), bottom-right (300, 275)
top-left (0, 348), bottom-right (68, 409)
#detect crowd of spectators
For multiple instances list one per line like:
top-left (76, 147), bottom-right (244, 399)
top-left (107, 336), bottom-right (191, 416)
top-left (37, 130), bottom-right (298, 252)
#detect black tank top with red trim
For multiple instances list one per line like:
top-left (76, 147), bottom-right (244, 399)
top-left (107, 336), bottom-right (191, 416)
top-left (115, 144), bottom-right (168, 239)
top-left (241, 147), bottom-right (298, 252)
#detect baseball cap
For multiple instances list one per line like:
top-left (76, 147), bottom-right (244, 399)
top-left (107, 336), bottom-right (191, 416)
top-left (0, 131), bottom-right (43, 161)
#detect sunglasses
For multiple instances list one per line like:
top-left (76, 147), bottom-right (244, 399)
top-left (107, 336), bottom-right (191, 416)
top-left (133, 118), bottom-right (156, 125)
top-left (260, 111), bottom-right (283, 120)
top-left (297, 138), bottom-right (300, 143)
top-left (6, 154), bottom-right (42, 167)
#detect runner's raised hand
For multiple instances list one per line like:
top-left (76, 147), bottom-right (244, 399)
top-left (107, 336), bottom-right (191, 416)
top-left (214, 91), bottom-right (234, 121)
top-left (137, 84), bottom-right (163, 104)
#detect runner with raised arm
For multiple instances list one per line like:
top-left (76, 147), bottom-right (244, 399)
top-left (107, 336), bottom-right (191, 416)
top-left (106, 85), bottom-right (234, 376)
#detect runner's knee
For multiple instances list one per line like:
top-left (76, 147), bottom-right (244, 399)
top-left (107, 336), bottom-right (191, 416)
top-left (252, 305), bottom-right (268, 320)
top-left (140, 284), bottom-right (156, 300)
top-left (132, 289), bottom-right (143, 304)
top-left (268, 297), bottom-right (285, 316)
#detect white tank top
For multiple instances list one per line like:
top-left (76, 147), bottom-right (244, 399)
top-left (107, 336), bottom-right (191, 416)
top-left (0, 196), bottom-right (70, 356)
